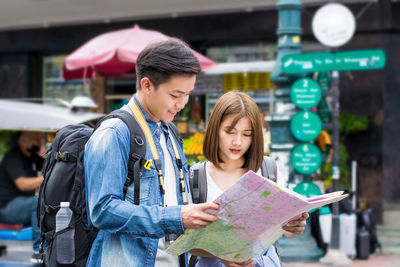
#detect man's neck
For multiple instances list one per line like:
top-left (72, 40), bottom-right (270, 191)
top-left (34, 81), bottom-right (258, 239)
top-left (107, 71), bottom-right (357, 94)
top-left (135, 92), bottom-right (160, 122)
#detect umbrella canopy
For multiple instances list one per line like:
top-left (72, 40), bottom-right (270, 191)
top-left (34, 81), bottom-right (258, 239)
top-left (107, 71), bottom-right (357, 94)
top-left (0, 99), bottom-right (104, 132)
top-left (63, 25), bottom-right (216, 80)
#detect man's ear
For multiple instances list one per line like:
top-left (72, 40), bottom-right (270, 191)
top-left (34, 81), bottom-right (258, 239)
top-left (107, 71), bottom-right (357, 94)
top-left (140, 78), bottom-right (152, 94)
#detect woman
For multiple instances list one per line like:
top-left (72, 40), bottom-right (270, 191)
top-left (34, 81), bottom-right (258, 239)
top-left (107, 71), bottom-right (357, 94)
top-left (190, 91), bottom-right (308, 267)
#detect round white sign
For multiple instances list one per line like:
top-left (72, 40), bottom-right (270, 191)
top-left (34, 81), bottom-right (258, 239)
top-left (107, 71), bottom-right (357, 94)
top-left (312, 3), bottom-right (356, 47)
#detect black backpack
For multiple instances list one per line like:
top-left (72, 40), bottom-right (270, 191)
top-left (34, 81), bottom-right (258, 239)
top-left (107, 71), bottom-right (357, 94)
top-left (357, 208), bottom-right (382, 255)
top-left (188, 156), bottom-right (279, 267)
top-left (37, 108), bottom-right (182, 267)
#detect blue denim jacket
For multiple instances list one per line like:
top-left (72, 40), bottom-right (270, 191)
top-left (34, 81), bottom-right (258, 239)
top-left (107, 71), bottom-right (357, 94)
top-left (84, 96), bottom-right (191, 267)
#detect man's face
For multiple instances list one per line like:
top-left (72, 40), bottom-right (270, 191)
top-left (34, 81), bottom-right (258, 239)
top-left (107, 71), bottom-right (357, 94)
top-left (141, 75), bottom-right (196, 123)
top-left (18, 132), bottom-right (43, 157)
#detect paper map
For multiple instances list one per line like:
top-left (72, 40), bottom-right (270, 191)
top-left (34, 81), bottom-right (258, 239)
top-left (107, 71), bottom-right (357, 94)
top-left (166, 170), bottom-right (348, 261)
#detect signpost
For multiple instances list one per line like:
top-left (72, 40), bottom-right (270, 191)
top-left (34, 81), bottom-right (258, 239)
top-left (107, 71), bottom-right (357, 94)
top-left (309, 3), bottom-right (383, 265)
top-left (290, 143), bottom-right (322, 175)
top-left (290, 111), bottom-right (322, 142)
top-left (271, 0), bottom-right (326, 262)
top-left (316, 72), bottom-right (331, 123)
top-left (274, 1), bottom-right (387, 264)
top-left (316, 72), bottom-right (330, 92)
top-left (290, 78), bottom-right (322, 109)
top-left (281, 49), bottom-right (386, 74)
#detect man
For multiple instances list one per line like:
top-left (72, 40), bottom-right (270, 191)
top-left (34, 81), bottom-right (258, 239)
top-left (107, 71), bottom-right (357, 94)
top-left (0, 131), bottom-right (45, 264)
top-left (84, 38), bottom-right (220, 267)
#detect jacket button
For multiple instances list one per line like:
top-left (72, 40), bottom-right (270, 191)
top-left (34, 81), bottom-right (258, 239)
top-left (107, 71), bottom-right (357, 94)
top-left (150, 252), bottom-right (154, 257)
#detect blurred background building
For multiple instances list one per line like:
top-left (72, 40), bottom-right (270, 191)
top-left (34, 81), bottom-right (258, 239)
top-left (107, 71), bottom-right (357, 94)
top-left (0, 0), bottom-right (399, 225)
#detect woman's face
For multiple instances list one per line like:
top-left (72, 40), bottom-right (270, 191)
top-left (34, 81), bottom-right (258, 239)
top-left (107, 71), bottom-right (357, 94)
top-left (218, 115), bottom-right (253, 163)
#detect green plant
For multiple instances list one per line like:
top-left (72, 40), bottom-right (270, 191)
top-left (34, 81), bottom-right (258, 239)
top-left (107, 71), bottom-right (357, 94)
top-left (318, 112), bottom-right (369, 191)
top-left (0, 131), bottom-right (18, 160)
top-left (339, 112), bottom-right (369, 142)
top-left (320, 144), bottom-right (350, 190)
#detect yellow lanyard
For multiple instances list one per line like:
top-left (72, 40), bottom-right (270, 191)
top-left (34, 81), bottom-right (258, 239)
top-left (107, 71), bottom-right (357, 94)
top-left (128, 98), bottom-right (188, 205)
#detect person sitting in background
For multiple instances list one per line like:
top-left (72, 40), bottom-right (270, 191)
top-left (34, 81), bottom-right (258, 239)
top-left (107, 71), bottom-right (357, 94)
top-left (0, 131), bottom-right (46, 264)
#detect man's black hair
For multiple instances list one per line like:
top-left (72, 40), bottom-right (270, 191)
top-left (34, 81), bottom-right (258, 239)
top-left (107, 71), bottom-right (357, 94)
top-left (135, 38), bottom-right (201, 89)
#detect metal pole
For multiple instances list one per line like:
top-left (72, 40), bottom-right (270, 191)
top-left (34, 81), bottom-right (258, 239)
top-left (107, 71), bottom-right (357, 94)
top-left (320, 70), bottom-right (351, 265)
top-left (351, 161), bottom-right (357, 211)
top-left (270, 0), bottom-right (302, 86)
top-left (330, 70), bottom-right (340, 250)
top-left (271, 0), bottom-right (325, 262)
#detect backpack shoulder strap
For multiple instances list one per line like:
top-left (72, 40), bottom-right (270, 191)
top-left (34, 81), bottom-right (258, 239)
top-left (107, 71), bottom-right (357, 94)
top-left (189, 162), bottom-right (207, 204)
top-left (261, 155), bottom-right (277, 183)
top-left (95, 109), bottom-right (146, 204)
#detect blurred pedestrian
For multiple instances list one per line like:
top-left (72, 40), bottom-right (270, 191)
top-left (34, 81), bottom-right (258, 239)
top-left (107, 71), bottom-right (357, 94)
top-left (0, 131), bottom-right (46, 264)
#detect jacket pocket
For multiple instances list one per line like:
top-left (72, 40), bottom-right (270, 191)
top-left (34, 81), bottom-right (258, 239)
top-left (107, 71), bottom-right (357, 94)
top-left (125, 168), bottom-right (155, 204)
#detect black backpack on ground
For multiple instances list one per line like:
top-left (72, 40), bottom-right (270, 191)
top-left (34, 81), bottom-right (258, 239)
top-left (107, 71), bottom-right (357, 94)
top-left (188, 156), bottom-right (279, 266)
top-left (357, 208), bottom-right (382, 255)
top-left (37, 109), bottom-right (182, 267)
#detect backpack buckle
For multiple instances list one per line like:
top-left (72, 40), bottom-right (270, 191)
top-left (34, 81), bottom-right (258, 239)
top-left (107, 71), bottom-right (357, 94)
top-left (56, 152), bottom-right (64, 161)
top-left (144, 159), bottom-right (153, 170)
top-left (131, 153), bottom-right (142, 161)
top-left (56, 152), bottom-right (76, 162)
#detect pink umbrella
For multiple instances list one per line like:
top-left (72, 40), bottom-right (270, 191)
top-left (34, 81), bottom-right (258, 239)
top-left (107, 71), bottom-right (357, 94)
top-left (62, 25), bottom-right (216, 80)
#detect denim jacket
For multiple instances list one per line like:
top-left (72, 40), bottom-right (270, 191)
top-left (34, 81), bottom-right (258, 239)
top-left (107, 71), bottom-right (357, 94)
top-left (84, 96), bottom-right (191, 266)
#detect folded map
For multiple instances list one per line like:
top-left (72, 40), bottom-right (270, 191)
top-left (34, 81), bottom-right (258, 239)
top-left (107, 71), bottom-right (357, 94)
top-left (167, 170), bottom-right (348, 261)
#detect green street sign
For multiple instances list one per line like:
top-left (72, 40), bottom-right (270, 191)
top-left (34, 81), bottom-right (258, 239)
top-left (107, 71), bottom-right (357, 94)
top-left (282, 49), bottom-right (386, 74)
top-left (291, 143), bottom-right (322, 174)
top-left (336, 50), bottom-right (386, 71)
top-left (316, 72), bottom-right (330, 92)
top-left (290, 78), bottom-right (322, 109)
top-left (290, 111), bottom-right (322, 142)
top-left (317, 98), bottom-right (331, 123)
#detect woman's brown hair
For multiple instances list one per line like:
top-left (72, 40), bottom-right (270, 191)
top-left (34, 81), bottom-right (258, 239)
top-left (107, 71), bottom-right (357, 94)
top-left (203, 91), bottom-right (264, 171)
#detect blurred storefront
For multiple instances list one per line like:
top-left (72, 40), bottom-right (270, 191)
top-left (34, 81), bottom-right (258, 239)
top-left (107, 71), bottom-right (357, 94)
top-left (42, 55), bottom-right (89, 105)
top-left (0, 0), bottom-right (399, 223)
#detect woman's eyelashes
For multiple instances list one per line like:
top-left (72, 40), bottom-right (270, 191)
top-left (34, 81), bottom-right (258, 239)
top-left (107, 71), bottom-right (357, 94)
top-left (225, 130), bottom-right (253, 137)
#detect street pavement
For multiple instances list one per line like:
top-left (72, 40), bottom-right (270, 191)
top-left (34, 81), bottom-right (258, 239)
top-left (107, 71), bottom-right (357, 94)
top-left (283, 225), bottom-right (400, 267)
top-left (0, 240), bottom-right (33, 266)
top-left (0, 225), bottom-right (399, 266)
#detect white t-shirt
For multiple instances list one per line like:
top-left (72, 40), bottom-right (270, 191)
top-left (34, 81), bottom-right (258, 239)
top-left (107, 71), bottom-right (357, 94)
top-left (160, 129), bottom-right (178, 207)
top-left (205, 163), bottom-right (285, 202)
top-left (205, 165), bottom-right (262, 202)
top-left (155, 125), bottom-right (179, 267)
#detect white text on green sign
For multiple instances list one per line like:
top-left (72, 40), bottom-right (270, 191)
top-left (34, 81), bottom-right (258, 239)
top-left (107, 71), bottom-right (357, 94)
top-left (282, 49), bottom-right (386, 74)
top-left (290, 78), bottom-right (322, 109)
top-left (291, 143), bottom-right (322, 175)
top-left (290, 111), bottom-right (322, 142)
